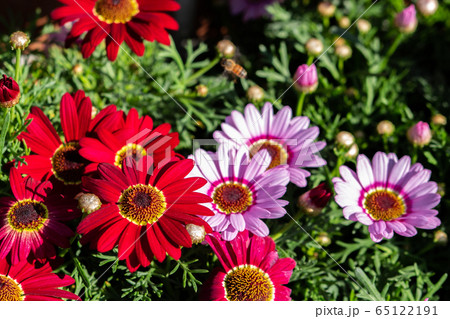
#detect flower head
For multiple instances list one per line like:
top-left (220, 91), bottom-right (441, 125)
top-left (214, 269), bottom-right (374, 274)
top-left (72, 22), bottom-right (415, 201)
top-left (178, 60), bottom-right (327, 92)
top-left (294, 64), bottom-right (318, 93)
top-left (317, 2), bottom-right (336, 17)
top-left (0, 168), bottom-right (79, 264)
top-left (79, 108), bottom-right (180, 174)
top-left (395, 5), bottom-right (418, 34)
top-left (0, 258), bottom-right (80, 301)
top-left (377, 120), bottom-right (395, 136)
top-left (201, 230), bottom-right (296, 301)
top-left (214, 103), bottom-right (326, 187)
top-left (417, 0), bottom-right (438, 17)
top-left (0, 75), bottom-right (20, 108)
top-left (407, 121), bottom-right (432, 147)
top-left (298, 182), bottom-right (332, 216)
top-left (51, 0), bottom-right (180, 61)
top-left (333, 152), bottom-right (441, 242)
top-left (228, 0), bottom-right (282, 21)
top-left (77, 156), bottom-right (213, 272)
top-left (305, 38), bottom-right (324, 57)
top-left (189, 145), bottom-right (289, 240)
top-left (216, 39), bottom-right (236, 58)
top-left (10, 31), bottom-right (30, 50)
top-left (18, 91), bottom-right (118, 186)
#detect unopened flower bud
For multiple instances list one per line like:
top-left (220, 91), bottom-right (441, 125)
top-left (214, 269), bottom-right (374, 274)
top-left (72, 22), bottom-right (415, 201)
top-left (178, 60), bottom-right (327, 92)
top-left (336, 131), bottom-right (355, 148)
top-left (316, 232), bottom-right (331, 247)
top-left (338, 16), bottom-right (351, 29)
top-left (305, 38), bottom-right (324, 57)
top-left (437, 183), bottom-right (445, 197)
top-left (196, 84), bottom-right (208, 97)
top-left (335, 44), bottom-right (352, 60)
top-left (246, 85), bottom-right (264, 103)
top-left (0, 75), bottom-right (21, 108)
top-left (417, 0), bottom-right (439, 17)
top-left (357, 19), bottom-right (372, 34)
top-left (434, 230), bottom-right (448, 246)
top-left (293, 64), bottom-right (318, 93)
top-left (216, 40), bottom-right (236, 58)
top-left (91, 106), bottom-right (98, 119)
top-left (334, 37), bottom-right (347, 47)
top-left (186, 224), bottom-right (206, 244)
top-left (431, 114), bottom-right (446, 126)
top-left (318, 2), bottom-right (336, 17)
top-left (72, 64), bottom-right (83, 75)
top-left (407, 121), bottom-right (432, 147)
top-left (377, 120), bottom-right (395, 136)
top-left (345, 143), bottom-right (359, 159)
top-left (298, 183), bottom-right (332, 217)
top-left (395, 5), bottom-right (418, 34)
top-left (10, 31), bottom-right (30, 50)
top-left (77, 193), bottom-right (102, 214)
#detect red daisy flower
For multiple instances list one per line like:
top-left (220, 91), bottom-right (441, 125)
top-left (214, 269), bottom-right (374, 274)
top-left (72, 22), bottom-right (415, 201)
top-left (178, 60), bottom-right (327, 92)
top-left (51, 0), bottom-right (180, 61)
top-left (18, 90), bottom-right (121, 186)
top-left (0, 168), bottom-right (79, 265)
top-left (77, 156), bottom-right (214, 272)
top-left (79, 108), bottom-right (180, 174)
top-left (202, 230), bottom-right (296, 301)
top-left (0, 258), bottom-right (80, 301)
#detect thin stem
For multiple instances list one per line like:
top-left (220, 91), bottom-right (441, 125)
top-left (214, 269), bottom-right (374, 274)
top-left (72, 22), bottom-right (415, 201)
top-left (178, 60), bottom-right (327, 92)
top-left (376, 34), bottom-right (404, 73)
top-left (0, 109), bottom-right (11, 165)
top-left (338, 58), bottom-right (346, 84)
top-left (271, 210), bottom-right (304, 241)
top-left (15, 49), bottom-right (21, 81)
top-left (323, 17), bottom-right (330, 29)
top-left (296, 92), bottom-right (306, 117)
top-left (307, 55), bottom-right (314, 65)
top-left (184, 55), bottom-right (221, 85)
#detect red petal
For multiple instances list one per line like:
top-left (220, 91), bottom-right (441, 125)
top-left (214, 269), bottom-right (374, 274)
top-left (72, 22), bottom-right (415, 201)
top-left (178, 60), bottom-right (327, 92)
top-left (60, 93), bottom-right (80, 142)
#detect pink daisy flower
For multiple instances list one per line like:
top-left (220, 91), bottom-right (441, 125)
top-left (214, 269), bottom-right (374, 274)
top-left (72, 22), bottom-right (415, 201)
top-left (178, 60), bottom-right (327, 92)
top-left (0, 168), bottom-right (79, 265)
top-left (333, 152), bottom-right (441, 242)
top-left (213, 102), bottom-right (326, 187)
top-left (201, 230), bottom-right (296, 301)
top-left (189, 144), bottom-right (289, 240)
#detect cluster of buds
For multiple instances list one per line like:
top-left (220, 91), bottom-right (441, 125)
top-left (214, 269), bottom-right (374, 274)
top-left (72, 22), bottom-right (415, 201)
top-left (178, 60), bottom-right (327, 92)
top-left (0, 75), bottom-right (21, 108)
top-left (336, 131), bottom-right (359, 159)
top-left (293, 64), bottom-right (318, 93)
top-left (407, 121), bottom-right (432, 147)
top-left (297, 183), bottom-right (332, 217)
top-left (395, 5), bottom-right (418, 34)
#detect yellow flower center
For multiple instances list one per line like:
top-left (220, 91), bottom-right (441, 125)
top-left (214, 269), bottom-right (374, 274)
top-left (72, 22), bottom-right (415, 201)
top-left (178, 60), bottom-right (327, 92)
top-left (249, 139), bottom-right (288, 169)
top-left (0, 275), bottom-right (24, 301)
top-left (114, 143), bottom-right (147, 168)
top-left (7, 199), bottom-right (48, 232)
top-left (212, 183), bottom-right (253, 215)
top-left (364, 189), bottom-right (406, 221)
top-left (118, 184), bottom-right (167, 226)
top-left (93, 0), bottom-right (140, 24)
top-left (51, 142), bottom-right (87, 185)
top-left (223, 265), bottom-right (274, 301)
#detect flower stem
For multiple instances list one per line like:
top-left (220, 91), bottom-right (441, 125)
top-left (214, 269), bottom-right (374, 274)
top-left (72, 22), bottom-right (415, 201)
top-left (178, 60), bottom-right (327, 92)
top-left (15, 49), bottom-right (21, 82)
top-left (307, 55), bottom-right (314, 65)
top-left (271, 210), bottom-right (304, 241)
top-left (376, 34), bottom-right (404, 73)
top-left (184, 55), bottom-right (221, 85)
top-left (0, 109), bottom-right (11, 166)
top-left (296, 92), bottom-right (306, 117)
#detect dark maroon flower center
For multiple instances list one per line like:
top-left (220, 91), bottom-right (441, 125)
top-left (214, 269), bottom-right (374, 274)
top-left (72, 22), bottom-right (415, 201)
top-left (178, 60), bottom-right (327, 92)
top-left (52, 142), bottom-right (87, 185)
top-left (118, 184), bottom-right (167, 226)
top-left (213, 183), bottom-right (253, 214)
top-left (7, 200), bottom-right (48, 232)
top-left (93, 0), bottom-right (139, 24)
top-left (0, 275), bottom-right (24, 301)
top-left (224, 265), bottom-right (274, 301)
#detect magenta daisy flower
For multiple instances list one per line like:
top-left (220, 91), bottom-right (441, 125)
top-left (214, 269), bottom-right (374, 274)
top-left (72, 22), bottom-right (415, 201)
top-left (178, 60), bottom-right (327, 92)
top-left (189, 144), bottom-right (289, 241)
top-left (213, 102), bottom-right (326, 187)
top-left (77, 156), bottom-right (213, 272)
top-left (0, 168), bottom-right (79, 265)
top-left (0, 258), bottom-right (80, 301)
top-left (18, 90), bottom-right (120, 186)
top-left (79, 108), bottom-right (180, 174)
top-left (333, 152), bottom-right (441, 242)
top-left (201, 230), bottom-right (296, 301)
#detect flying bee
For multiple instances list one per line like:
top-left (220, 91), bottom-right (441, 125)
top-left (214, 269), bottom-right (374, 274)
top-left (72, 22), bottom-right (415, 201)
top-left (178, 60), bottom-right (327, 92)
top-left (221, 59), bottom-right (247, 79)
